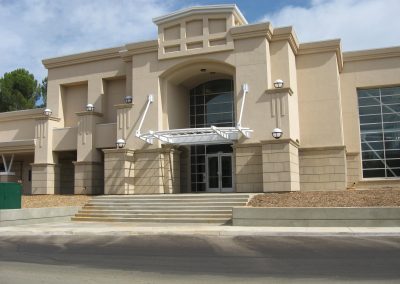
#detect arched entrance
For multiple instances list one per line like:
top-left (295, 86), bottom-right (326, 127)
top-left (189, 79), bottom-right (234, 192)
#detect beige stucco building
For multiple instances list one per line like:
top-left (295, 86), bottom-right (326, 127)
top-left (0, 5), bottom-right (399, 195)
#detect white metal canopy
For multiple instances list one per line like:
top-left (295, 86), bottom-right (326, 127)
top-left (138, 126), bottom-right (252, 145)
top-left (135, 83), bottom-right (252, 145)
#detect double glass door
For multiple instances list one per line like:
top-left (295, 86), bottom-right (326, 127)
top-left (206, 153), bottom-right (233, 192)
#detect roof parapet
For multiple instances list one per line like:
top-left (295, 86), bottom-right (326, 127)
top-left (271, 26), bottom-right (300, 55)
top-left (298, 39), bottom-right (343, 72)
top-left (119, 40), bottom-right (159, 62)
top-left (153, 4), bottom-right (247, 25)
top-left (343, 46), bottom-right (400, 62)
top-left (42, 47), bottom-right (122, 69)
top-left (230, 22), bottom-right (273, 41)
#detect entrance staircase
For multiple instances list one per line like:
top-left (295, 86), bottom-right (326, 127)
top-left (72, 193), bottom-right (250, 224)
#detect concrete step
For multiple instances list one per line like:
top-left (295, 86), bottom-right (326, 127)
top-left (92, 194), bottom-right (250, 200)
top-left (75, 213), bottom-right (231, 218)
top-left (83, 205), bottom-right (241, 210)
top-left (86, 202), bottom-right (246, 207)
top-left (71, 216), bottom-right (231, 224)
top-left (72, 194), bottom-right (251, 224)
top-left (79, 209), bottom-right (232, 214)
top-left (87, 198), bottom-right (249, 203)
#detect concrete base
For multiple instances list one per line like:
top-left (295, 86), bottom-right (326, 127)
top-left (0, 173), bottom-right (17, 182)
top-left (233, 207), bottom-right (400, 227)
top-left (31, 163), bottom-right (59, 194)
top-left (0, 207), bottom-right (81, 226)
top-left (73, 161), bottom-right (104, 195)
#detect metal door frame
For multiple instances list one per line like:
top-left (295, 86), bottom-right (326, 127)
top-left (205, 152), bottom-right (234, 193)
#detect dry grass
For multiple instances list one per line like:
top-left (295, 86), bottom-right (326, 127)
top-left (22, 195), bottom-right (92, 208)
top-left (248, 189), bottom-right (400, 207)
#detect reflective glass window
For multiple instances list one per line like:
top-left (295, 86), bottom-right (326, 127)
top-left (357, 87), bottom-right (400, 178)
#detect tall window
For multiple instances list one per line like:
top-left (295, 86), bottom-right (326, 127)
top-left (357, 87), bottom-right (400, 178)
top-left (189, 79), bottom-right (234, 192)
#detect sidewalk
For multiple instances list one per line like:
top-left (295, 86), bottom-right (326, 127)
top-left (0, 221), bottom-right (399, 237)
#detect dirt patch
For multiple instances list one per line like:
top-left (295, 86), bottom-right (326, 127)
top-left (248, 189), bottom-right (400, 207)
top-left (22, 195), bottom-right (92, 208)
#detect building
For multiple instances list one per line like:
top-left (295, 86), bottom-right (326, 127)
top-left (0, 4), bottom-right (399, 195)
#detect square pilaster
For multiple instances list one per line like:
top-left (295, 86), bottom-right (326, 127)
top-left (73, 161), bottom-right (104, 194)
top-left (262, 139), bottom-right (300, 192)
top-left (31, 163), bottom-right (60, 194)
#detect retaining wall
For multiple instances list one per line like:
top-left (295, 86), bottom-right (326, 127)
top-left (233, 207), bottom-right (400, 227)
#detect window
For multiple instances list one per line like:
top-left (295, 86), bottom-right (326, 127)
top-left (189, 79), bottom-right (234, 191)
top-left (357, 87), bottom-right (400, 178)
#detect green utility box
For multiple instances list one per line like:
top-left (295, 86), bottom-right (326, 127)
top-left (0, 182), bottom-right (22, 209)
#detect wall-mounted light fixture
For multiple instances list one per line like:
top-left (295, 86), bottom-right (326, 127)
top-left (43, 108), bottom-right (52, 116)
top-left (116, 138), bottom-right (126, 149)
top-left (273, 79), bottom-right (284, 89)
top-left (86, 104), bottom-right (95, 112)
top-left (124, 96), bottom-right (133, 104)
top-left (272, 128), bottom-right (283, 139)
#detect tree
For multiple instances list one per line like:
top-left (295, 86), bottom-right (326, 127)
top-left (37, 77), bottom-right (48, 107)
top-left (0, 69), bottom-right (38, 112)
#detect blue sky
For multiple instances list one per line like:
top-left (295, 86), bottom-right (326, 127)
top-left (0, 0), bottom-right (399, 81)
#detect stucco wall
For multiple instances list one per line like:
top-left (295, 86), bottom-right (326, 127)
top-left (296, 52), bottom-right (344, 147)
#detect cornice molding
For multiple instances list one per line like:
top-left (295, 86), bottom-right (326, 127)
top-left (120, 40), bottom-right (159, 62)
top-left (299, 145), bottom-right (346, 152)
top-left (114, 103), bottom-right (134, 109)
top-left (343, 46), bottom-right (400, 62)
top-left (0, 108), bottom-right (45, 122)
top-left (230, 22), bottom-right (273, 41)
top-left (298, 39), bottom-right (343, 72)
top-left (0, 139), bottom-right (35, 154)
top-left (153, 4), bottom-right (247, 25)
top-left (42, 47), bottom-right (122, 69)
top-left (76, 111), bottom-right (103, 117)
top-left (265, 87), bottom-right (294, 96)
top-left (270, 26), bottom-right (299, 54)
top-left (261, 138), bottom-right (300, 148)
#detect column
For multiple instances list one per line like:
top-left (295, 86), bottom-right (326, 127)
top-left (31, 116), bottom-right (61, 194)
top-left (74, 111), bottom-right (103, 194)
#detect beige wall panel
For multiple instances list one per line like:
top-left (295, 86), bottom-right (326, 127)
top-left (340, 57), bottom-right (400, 152)
top-left (103, 78), bottom-right (126, 123)
top-left (164, 24), bottom-right (181, 41)
top-left (296, 52), bottom-right (344, 147)
top-left (95, 123), bottom-right (117, 149)
top-left (62, 83), bottom-right (88, 127)
top-left (209, 18), bottom-right (226, 34)
top-left (299, 147), bottom-right (347, 191)
top-left (164, 81), bottom-right (189, 129)
top-left (186, 20), bottom-right (203, 37)
top-left (53, 127), bottom-right (77, 151)
top-left (0, 120), bottom-right (36, 142)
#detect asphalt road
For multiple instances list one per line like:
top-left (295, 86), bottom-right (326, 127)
top-left (0, 235), bottom-right (399, 283)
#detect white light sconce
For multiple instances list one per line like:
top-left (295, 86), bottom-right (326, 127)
top-left (242, 83), bottom-right (249, 93)
top-left (124, 96), bottom-right (133, 104)
top-left (272, 128), bottom-right (283, 139)
top-left (273, 79), bottom-right (284, 89)
top-left (86, 104), bottom-right (95, 112)
top-left (116, 138), bottom-right (126, 149)
top-left (43, 108), bottom-right (52, 116)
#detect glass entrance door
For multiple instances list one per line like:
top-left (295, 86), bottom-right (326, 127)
top-left (206, 153), bottom-right (233, 192)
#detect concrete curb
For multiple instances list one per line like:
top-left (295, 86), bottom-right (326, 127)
top-left (233, 207), bottom-right (400, 227)
top-left (0, 207), bottom-right (81, 226)
top-left (0, 222), bottom-right (399, 237)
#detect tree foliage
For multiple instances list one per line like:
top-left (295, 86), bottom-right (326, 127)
top-left (0, 69), bottom-right (39, 112)
top-left (37, 77), bottom-right (48, 108)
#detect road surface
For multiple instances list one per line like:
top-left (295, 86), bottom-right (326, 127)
top-left (0, 235), bottom-right (399, 283)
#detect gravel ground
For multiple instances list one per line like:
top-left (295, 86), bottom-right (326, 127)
top-left (248, 189), bottom-right (400, 207)
top-left (22, 195), bottom-right (92, 208)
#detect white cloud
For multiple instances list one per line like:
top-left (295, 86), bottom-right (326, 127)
top-left (260, 0), bottom-right (400, 51)
top-left (0, 0), bottom-right (173, 80)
